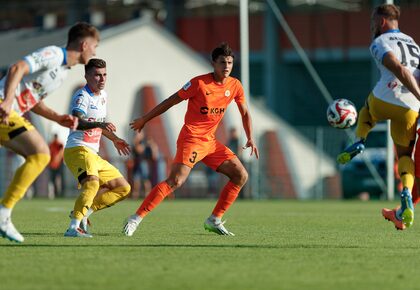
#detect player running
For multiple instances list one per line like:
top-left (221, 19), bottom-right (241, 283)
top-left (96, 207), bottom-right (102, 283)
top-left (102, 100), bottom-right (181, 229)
top-left (383, 127), bottom-right (420, 230)
top-left (64, 59), bottom-right (131, 238)
top-left (337, 4), bottom-right (420, 228)
top-left (123, 43), bottom-right (259, 237)
top-left (0, 22), bottom-right (99, 243)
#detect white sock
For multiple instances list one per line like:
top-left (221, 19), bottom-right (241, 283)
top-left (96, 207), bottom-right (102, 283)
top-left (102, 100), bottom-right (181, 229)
top-left (131, 214), bottom-right (143, 223)
top-left (69, 218), bottom-right (81, 229)
top-left (85, 208), bottom-right (94, 218)
top-left (210, 214), bottom-right (221, 223)
top-left (0, 205), bottom-right (12, 219)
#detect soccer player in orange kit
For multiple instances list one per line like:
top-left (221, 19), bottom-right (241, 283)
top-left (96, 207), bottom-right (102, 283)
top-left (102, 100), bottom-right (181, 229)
top-left (123, 43), bottom-right (259, 236)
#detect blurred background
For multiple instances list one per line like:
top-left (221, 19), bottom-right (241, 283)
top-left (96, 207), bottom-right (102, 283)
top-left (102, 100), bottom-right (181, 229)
top-left (0, 0), bottom-right (418, 201)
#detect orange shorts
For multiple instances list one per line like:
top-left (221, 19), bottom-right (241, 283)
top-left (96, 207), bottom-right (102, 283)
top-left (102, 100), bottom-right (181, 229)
top-left (173, 139), bottom-right (236, 170)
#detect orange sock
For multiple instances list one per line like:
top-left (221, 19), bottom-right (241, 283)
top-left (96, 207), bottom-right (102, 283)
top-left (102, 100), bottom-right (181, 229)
top-left (212, 181), bottom-right (241, 218)
top-left (136, 181), bottom-right (172, 217)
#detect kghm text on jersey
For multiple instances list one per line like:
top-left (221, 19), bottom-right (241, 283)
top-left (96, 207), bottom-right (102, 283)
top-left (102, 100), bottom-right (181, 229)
top-left (200, 107), bottom-right (225, 115)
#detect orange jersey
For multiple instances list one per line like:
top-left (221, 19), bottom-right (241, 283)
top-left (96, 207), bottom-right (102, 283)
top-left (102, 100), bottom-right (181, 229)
top-left (177, 73), bottom-right (245, 142)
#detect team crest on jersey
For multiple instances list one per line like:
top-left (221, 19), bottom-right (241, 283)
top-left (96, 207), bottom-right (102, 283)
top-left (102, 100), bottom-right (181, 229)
top-left (183, 81), bottom-right (192, 91)
top-left (224, 90), bottom-right (230, 97)
top-left (101, 98), bottom-right (105, 105)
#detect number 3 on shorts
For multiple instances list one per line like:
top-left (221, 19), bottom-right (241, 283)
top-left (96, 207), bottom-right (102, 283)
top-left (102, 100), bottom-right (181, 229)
top-left (189, 151), bottom-right (198, 163)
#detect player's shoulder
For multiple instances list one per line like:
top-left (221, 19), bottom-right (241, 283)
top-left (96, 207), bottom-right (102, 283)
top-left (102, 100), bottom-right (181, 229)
top-left (72, 86), bottom-right (89, 99)
top-left (191, 73), bottom-right (213, 82)
top-left (34, 45), bottom-right (63, 57)
top-left (227, 76), bottom-right (243, 88)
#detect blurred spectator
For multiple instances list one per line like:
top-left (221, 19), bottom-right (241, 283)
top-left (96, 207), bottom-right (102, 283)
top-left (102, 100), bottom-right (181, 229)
top-left (48, 134), bottom-right (65, 198)
top-left (227, 127), bottom-right (241, 158)
top-left (131, 132), bottom-right (159, 198)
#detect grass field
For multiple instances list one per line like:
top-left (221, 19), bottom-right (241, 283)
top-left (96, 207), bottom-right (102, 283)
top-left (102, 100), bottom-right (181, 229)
top-left (1, 199), bottom-right (420, 290)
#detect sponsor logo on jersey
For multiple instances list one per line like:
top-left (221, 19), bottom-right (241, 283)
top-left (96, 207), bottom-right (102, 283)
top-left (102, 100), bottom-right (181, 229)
top-left (200, 106), bottom-right (225, 115)
top-left (90, 104), bottom-right (98, 110)
top-left (75, 97), bottom-right (83, 105)
top-left (387, 81), bottom-right (398, 89)
top-left (183, 81), bottom-right (192, 91)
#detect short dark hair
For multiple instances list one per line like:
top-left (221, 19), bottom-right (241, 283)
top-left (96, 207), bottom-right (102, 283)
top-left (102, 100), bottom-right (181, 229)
top-left (67, 22), bottom-right (100, 46)
top-left (211, 42), bottom-right (234, 61)
top-left (373, 4), bottom-right (400, 21)
top-left (85, 58), bottom-right (106, 73)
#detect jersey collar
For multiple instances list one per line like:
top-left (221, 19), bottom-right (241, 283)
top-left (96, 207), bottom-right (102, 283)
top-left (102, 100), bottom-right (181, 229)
top-left (383, 29), bottom-right (400, 34)
top-left (84, 84), bottom-right (102, 97)
top-left (84, 85), bottom-right (95, 96)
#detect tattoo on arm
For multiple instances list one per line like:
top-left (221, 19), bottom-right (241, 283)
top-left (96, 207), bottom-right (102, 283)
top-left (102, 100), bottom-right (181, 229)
top-left (73, 110), bottom-right (105, 130)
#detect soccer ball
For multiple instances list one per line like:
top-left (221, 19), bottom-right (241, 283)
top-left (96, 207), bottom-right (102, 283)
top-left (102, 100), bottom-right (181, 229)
top-left (326, 99), bottom-right (357, 129)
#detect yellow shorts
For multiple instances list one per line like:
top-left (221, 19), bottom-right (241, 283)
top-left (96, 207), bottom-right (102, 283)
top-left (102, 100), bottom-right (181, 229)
top-left (0, 109), bottom-right (35, 143)
top-left (64, 146), bottom-right (123, 186)
top-left (367, 93), bottom-right (418, 147)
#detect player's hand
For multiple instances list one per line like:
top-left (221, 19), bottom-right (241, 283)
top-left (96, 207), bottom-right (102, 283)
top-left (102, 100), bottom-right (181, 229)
top-left (101, 122), bottom-right (116, 132)
top-left (0, 100), bottom-right (13, 125)
top-left (242, 139), bottom-right (259, 159)
top-left (130, 117), bottom-right (146, 132)
top-left (113, 138), bottom-right (130, 156)
top-left (57, 114), bottom-right (79, 130)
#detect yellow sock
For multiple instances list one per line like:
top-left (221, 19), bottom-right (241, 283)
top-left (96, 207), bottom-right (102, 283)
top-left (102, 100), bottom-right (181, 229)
top-left (73, 180), bottom-right (100, 220)
top-left (398, 156), bottom-right (415, 190)
top-left (1, 153), bottom-right (50, 209)
top-left (355, 105), bottom-right (376, 140)
top-left (91, 185), bottom-right (131, 212)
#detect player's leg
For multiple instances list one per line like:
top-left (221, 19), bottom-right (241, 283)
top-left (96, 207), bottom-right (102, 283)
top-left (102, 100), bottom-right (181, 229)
top-left (0, 115), bottom-right (50, 243)
top-left (63, 147), bottom-right (101, 238)
top-left (123, 139), bottom-right (205, 236)
top-left (384, 105), bottom-right (417, 228)
top-left (394, 144), bottom-right (415, 227)
top-left (123, 162), bottom-right (191, 236)
top-left (202, 142), bottom-right (247, 236)
top-left (337, 93), bottom-right (377, 164)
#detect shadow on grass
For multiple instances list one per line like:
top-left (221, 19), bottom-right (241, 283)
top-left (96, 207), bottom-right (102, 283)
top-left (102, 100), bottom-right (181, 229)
top-left (0, 243), bottom-right (368, 249)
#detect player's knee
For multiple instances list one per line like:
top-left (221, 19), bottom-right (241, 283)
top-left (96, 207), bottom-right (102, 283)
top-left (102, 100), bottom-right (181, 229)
top-left (27, 153), bottom-right (51, 171)
top-left (120, 184), bottom-right (131, 198)
top-left (233, 168), bottom-right (248, 186)
top-left (167, 177), bottom-right (185, 190)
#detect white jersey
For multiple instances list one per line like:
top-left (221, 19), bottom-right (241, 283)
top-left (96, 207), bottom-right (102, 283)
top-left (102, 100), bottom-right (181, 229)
top-left (370, 29), bottom-right (420, 111)
top-left (65, 85), bottom-right (107, 153)
top-left (0, 45), bottom-right (69, 115)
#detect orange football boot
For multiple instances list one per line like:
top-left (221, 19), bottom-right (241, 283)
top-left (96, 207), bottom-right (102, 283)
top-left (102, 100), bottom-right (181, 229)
top-left (382, 208), bottom-right (405, 230)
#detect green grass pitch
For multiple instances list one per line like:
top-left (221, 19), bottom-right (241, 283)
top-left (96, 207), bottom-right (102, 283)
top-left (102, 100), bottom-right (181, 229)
top-left (1, 199), bottom-right (420, 290)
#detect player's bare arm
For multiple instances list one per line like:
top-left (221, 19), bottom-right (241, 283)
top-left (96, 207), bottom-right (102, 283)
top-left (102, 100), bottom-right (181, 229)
top-left (72, 110), bottom-right (116, 132)
top-left (0, 60), bottom-right (30, 124)
top-left (237, 102), bottom-right (259, 159)
top-left (130, 93), bottom-right (183, 132)
top-left (383, 52), bottom-right (420, 100)
top-left (31, 101), bottom-right (78, 130)
top-left (101, 129), bottom-right (130, 156)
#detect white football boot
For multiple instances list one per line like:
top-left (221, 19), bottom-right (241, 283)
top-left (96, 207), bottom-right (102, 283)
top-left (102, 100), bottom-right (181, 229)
top-left (0, 216), bottom-right (24, 243)
top-left (123, 214), bottom-right (142, 237)
top-left (64, 227), bottom-right (92, 238)
top-left (204, 217), bottom-right (235, 236)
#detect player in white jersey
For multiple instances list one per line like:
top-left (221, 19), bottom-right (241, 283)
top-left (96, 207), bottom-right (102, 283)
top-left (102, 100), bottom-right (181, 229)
top-left (0, 22), bottom-right (100, 243)
top-left (337, 4), bottom-right (420, 229)
top-left (64, 59), bottom-right (131, 238)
